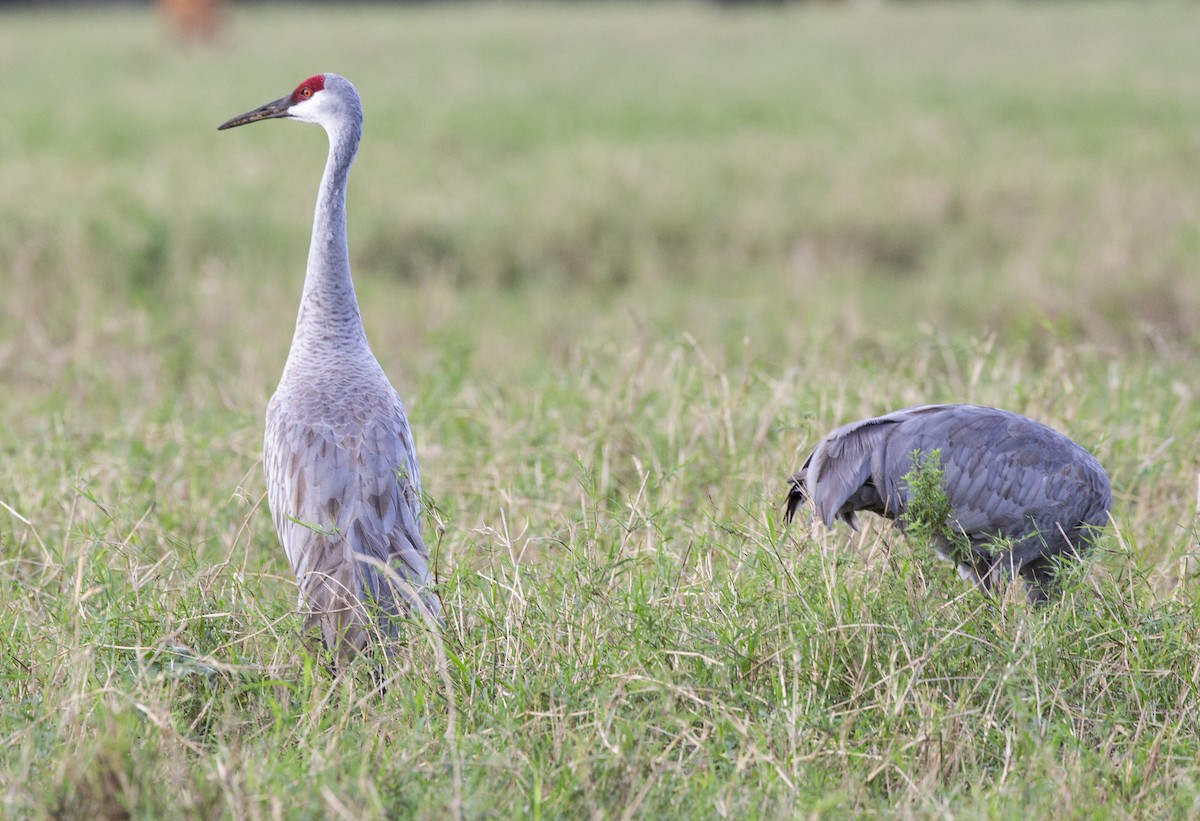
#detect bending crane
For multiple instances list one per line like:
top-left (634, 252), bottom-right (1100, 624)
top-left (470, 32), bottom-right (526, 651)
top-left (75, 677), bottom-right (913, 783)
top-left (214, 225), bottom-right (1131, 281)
top-left (785, 404), bottom-right (1110, 601)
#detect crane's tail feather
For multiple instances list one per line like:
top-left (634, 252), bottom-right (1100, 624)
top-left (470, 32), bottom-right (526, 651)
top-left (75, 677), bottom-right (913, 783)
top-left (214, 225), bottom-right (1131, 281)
top-left (297, 568), bottom-right (373, 665)
top-left (784, 470), bottom-right (809, 524)
top-left (355, 551), bottom-right (444, 632)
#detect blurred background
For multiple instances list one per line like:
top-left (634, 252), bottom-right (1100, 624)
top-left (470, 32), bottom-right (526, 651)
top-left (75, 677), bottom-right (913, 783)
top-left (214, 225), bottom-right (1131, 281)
top-left (6, 7), bottom-right (1199, 370)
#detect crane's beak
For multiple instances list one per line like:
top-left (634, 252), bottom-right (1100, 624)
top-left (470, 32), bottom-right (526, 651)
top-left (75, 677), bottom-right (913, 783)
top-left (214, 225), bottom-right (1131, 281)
top-left (217, 94), bottom-right (293, 130)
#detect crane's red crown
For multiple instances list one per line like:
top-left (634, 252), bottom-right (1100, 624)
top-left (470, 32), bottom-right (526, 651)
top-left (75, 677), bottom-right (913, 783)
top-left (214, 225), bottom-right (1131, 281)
top-left (291, 75), bottom-right (326, 103)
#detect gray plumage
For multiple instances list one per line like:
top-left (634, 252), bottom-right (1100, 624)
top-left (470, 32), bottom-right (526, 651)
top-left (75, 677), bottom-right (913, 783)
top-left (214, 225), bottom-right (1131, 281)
top-left (785, 404), bottom-right (1111, 601)
top-left (220, 73), bottom-right (440, 665)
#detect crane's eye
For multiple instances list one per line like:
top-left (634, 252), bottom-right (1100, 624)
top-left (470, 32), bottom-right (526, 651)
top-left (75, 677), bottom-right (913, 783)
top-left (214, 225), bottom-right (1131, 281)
top-left (299, 87), bottom-right (313, 99)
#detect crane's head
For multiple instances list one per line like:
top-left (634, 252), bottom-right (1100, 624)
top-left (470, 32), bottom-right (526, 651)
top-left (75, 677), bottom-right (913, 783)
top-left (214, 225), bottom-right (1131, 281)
top-left (218, 73), bottom-right (361, 132)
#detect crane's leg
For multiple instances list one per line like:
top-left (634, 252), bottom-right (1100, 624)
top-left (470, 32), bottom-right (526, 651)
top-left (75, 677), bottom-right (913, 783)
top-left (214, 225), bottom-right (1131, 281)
top-left (300, 568), bottom-right (371, 672)
top-left (1018, 557), bottom-right (1064, 604)
top-left (933, 534), bottom-right (1017, 598)
top-left (971, 549), bottom-right (1031, 601)
top-left (955, 561), bottom-right (983, 587)
top-left (976, 549), bottom-right (1062, 604)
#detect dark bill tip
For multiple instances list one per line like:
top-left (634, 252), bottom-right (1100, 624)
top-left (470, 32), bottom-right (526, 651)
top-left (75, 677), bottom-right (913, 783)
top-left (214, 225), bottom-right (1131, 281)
top-left (217, 94), bottom-right (294, 131)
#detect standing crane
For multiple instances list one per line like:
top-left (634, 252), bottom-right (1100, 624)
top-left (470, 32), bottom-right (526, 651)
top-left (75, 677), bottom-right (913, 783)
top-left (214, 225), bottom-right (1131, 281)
top-left (784, 404), bottom-right (1111, 602)
top-left (219, 74), bottom-right (441, 667)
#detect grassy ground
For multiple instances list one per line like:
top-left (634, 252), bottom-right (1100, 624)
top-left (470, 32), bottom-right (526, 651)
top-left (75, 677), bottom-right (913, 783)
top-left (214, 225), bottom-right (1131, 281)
top-left (2, 1), bottom-right (1200, 817)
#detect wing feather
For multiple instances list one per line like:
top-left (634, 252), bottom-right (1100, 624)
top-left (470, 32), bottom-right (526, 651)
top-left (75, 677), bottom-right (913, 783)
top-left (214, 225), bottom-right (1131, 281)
top-left (265, 384), bottom-right (440, 657)
top-left (789, 404), bottom-right (1109, 554)
top-left (877, 405), bottom-right (1109, 558)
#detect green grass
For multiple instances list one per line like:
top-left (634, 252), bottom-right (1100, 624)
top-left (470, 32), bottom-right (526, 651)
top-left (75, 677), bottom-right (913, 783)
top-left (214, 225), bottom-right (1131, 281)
top-left (2, 1), bottom-right (1200, 817)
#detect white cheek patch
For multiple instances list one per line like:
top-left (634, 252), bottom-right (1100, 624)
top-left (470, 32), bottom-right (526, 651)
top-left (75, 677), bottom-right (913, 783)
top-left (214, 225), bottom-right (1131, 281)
top-left (957, 563), bottom-right (981, 584)
top-left (288, 94), bottom-right (324, 124)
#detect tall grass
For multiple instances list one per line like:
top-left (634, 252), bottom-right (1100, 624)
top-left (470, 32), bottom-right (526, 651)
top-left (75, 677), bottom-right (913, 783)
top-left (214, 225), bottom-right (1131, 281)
top-left (1, 2), bottom-right (1199, 817)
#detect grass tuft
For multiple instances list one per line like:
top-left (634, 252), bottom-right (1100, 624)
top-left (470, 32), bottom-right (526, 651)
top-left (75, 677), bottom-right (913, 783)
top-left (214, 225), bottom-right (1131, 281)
top-left (900, 448), bottom-right (959, 557)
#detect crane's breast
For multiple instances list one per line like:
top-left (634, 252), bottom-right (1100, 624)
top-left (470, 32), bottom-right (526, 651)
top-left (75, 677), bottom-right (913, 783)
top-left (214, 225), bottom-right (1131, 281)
top-left (263, 383), bottom-right (423, 576)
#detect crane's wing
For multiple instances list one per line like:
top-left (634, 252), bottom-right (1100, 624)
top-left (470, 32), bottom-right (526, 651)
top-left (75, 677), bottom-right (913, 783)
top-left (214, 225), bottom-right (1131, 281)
top-left (875, 405), bottom-right (1109, 561)
top-left (265, 389), bottom-right (440, 653)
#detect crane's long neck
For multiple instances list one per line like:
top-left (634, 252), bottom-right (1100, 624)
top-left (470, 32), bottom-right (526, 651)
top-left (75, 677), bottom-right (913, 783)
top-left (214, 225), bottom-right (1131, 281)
top-left (289, 119), bottom-right (369, 358)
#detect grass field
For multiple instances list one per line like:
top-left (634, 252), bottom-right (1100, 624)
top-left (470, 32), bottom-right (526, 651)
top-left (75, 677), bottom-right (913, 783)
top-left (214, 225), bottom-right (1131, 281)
top-left (2, 1), bottom-right (1200, 817)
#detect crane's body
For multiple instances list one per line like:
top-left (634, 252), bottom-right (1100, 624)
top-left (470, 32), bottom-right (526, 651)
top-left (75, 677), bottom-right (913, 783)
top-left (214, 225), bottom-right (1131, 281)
top-left (220, 74), bottom-right (440, 664)
top-left (785, 404), bottom-right (1110, 601)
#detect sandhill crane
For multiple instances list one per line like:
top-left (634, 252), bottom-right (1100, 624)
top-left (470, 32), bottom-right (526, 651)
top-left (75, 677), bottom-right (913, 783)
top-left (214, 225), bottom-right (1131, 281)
top-left (219, 74), bottom-right (440, 667)
top-left (785, 404), bottom-right (1111, 602)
